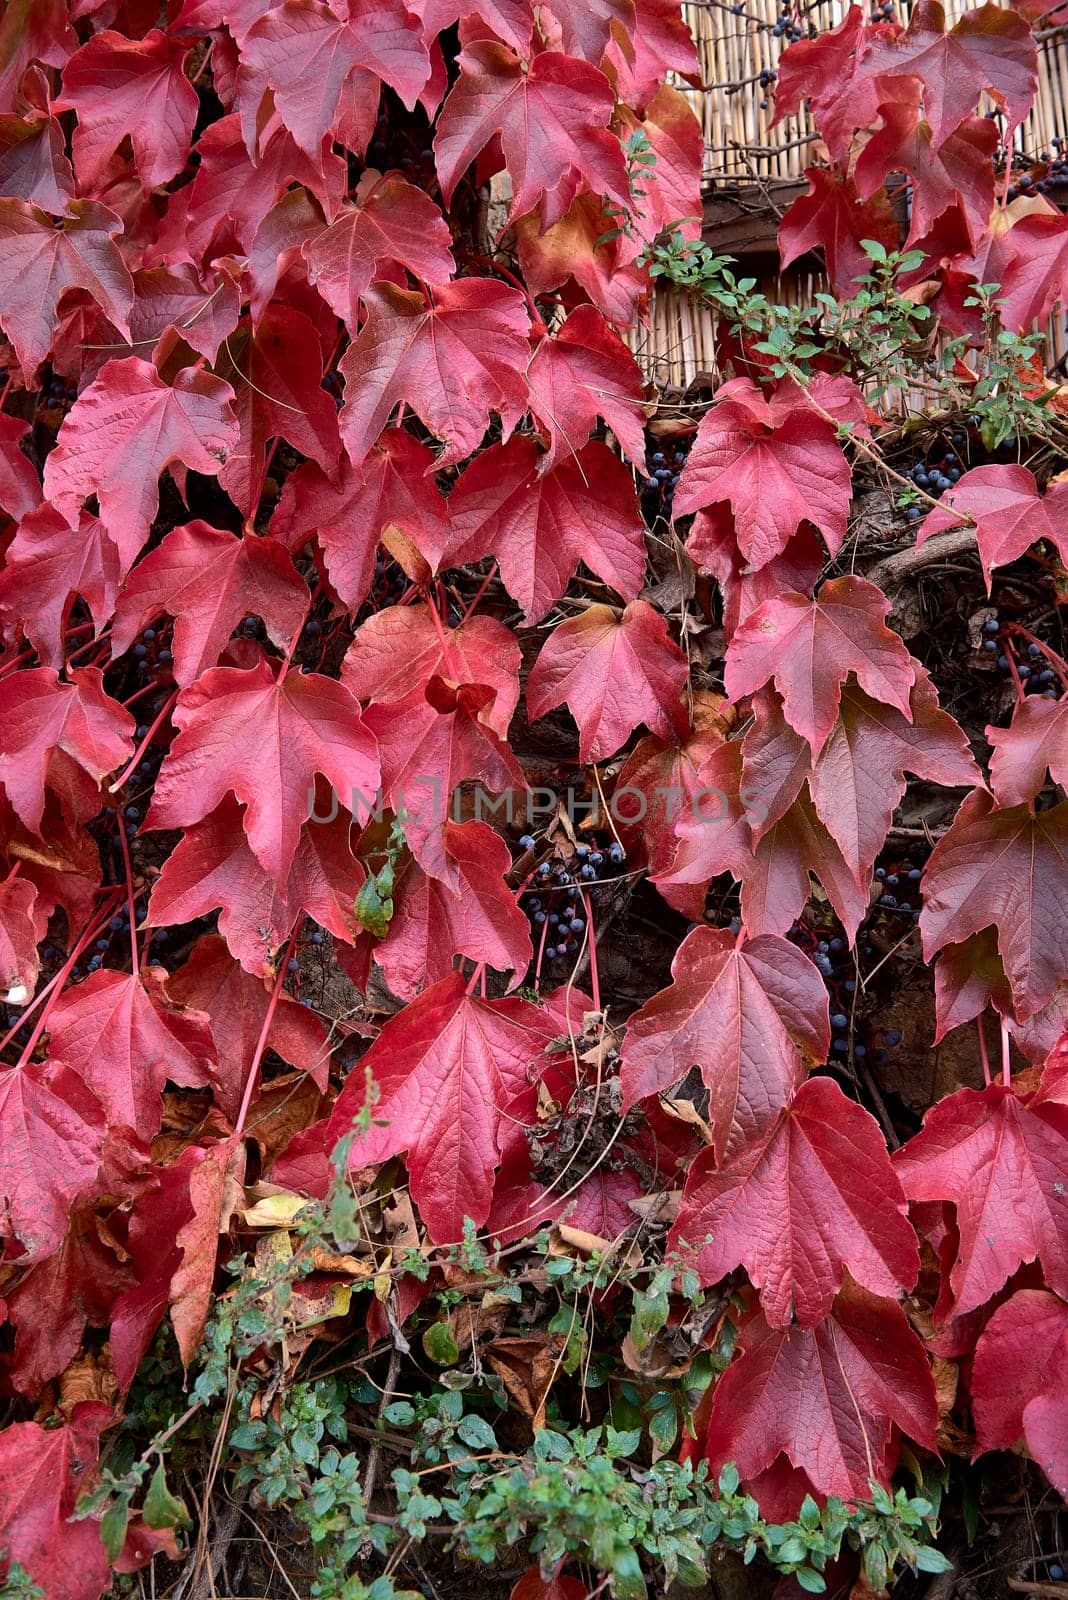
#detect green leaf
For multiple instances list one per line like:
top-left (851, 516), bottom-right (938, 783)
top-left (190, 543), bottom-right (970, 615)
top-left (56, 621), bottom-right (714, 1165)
top-left (100, 1500), bottom-right (130, 1565)
top-left (354, 862), bottom-right (394, 938)
top-left (915, 1546), bottom-right (954, 1574)
top-left (143, 1462), bottom-right (191, 1532)
top-left (794, 1567), bottom-right (827, 1593)
top-left (718, 1463), bottom-right (740, 1496)
top-left (422, 1321), bottom-right (460, 1366)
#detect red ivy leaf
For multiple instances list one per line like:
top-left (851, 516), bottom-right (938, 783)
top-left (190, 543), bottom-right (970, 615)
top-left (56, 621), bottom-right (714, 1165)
top-left (0, 1405), bottom-right (111, 1600)
top-left (343, 603), bottom-right (520, 740)
top-left (338, 280), bottom-right (530, 471)
top-left (0, 506), bottom-right (120, 669)
top-left (698, 1283), bottom-right (938, 1502)
top-left (673, 377), bottom-right (856, 568)
top-left (433, 40), bottom-right (629, 228)
top-left (619, 924), bottom-right (829, 1162)
top-left (971, 1287), bottom-right (1068, 1479)
top-left (45, 967), bottom-right (216, 1141)
top-left (778, 168), bottom-right (899, 296)
top-left (55, 28), bottom-right (199, 191)
top-left (525, 303), bottom-right (648, 470)
top-left (0, 666), bottom-right (133, 834)
top-left (239, 0), bottom-right (430, 156)
top-left (146, 659), bottom-right (380, 884)
top-left (304, 173), bottom-right (455, 333)
top-left (445, 436), bottom-right (646, 624)
top-left (146, 794), bottom-right (364, 975)
top-left (272, 430), bottom-right (450, 607)
top-left (725, 575), bottom-right (918, 758)
top-left (43, 357), bottom-right (239, 567)
top-left (986, 696), bottom-right (1068, 808)
top-left (0, 415), bottom-right (41, 521)
top-left (0, 199), bottom-right (133, 381)
top-left (110, 521), bottom-right (309, 688)
top-left (0, 1060), bottom-right (105, 1261)
top-left (526, 599), bottom-right (688, 762)
top-left (920, 789), bottom-right (1068, 1020)
top-left (671, 1076), bottom-right (919, 1326)
top-left (894, 1082), bottom-right (1068, 1316)
top-left (918, 464), bottom-right (1068, 586)
top-left (867, 0), bottom-right (1037, 148)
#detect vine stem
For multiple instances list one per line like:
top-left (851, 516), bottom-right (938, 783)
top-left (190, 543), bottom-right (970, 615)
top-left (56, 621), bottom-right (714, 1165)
top-left (6, 894), bottom-right (123, 1065)
top-left (109, 691), bottom-right (178, 791)
top-left (116, 809), bottom-right (141, 972)
top-left (230, 926), bottom-right (299, 1145)
top-left (977, 1016), bottom-right (992, 1088)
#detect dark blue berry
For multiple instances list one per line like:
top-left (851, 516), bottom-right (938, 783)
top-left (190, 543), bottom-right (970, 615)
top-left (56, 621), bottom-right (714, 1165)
top-left (885, 1029), bottom-right (902, 1046)
top-left (518, 834), bottom-right (535, 850)
top-left (831, 1012), bottom-right (848, 1030)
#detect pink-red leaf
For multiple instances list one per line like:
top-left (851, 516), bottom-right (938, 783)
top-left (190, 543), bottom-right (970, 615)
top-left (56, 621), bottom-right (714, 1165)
top-left (526, 600), bottom-right (688, 762)
top-left (110, 521), bottom-right (309, 688)
top-left (0, 1405), bottom-right (111, 1600)
top-left (0, 505), bottom-right (120, 669)
top-left (338, 280), bottom-right (530, 471)
top-left (56, 29), bottom-right (198, 190)
top-left (671, 1076), bottom-right (918, 1326)
top-left (619, 924), bottom-right (829, 1162)
top-left (0, 666), bottom-right (133, 834)
top-left (725, 575), bottom-right (918, 758)
top-left (894, 1082), bottom-right (1068, 1316)
top-left (146, 659), bottom-right (380, 885)
top-left (445, 436), bottom-right (646, 624)
top-left (43, 357), bottom-right (239, 568)
top-left (918, 465), bottom-right (1068, 587)
top-left (433, 41), bottom-right (629, 229)
top-left (525, 303), bottom-right (648, 470)
top-left (698, 1284), bottom-right (938, 1502)
top-left (0, 1060), bottom-right (104, 1261)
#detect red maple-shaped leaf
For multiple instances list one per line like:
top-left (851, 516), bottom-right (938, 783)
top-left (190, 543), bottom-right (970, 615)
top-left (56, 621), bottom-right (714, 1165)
top-left (771, 5), bottom-right (882, 165)
top-left (867, 0), bottom-right (1037, 148)
top-left (4, 1203), bottom-right (133, 1397)
top-left (894, 1083), bottom-right (1068, 1316)
top-left (43, 357), bottom-right (239, 567)
top-left (807, 672), bottom-right (978, 884)
top-left (168, 935), bottom-right (328, 1118)
top-left (272, 430), bottom-right (450, 607)
top-left (698, 1284), bottom-right (938, 1502)
top-left (55, 29), bottom-right (199, 191)
top-left (742, 792), bottom-right (871, 941)
top-left (0, 99), bottom-right (74, 212)
top-left (526, 304), bottom-right (648, 470)
top-left (304, 173), bottom-right (455, 333)
top-left (110, 522), bottom-right (309, 688)
top-left (920, 789), bottom-right (1068, 1020)
top-left (343, 603), bottom-right (520, 740)
top-left (296, 973), bottom-right (562, 1240)
top-left (619, 924), bottom-right (829, 1162)
top-left (0, 0), bottom-right (76, 113)
top-left (854, 98), bottom-right (998, 250)
top-left (146, 794), bottom-right (364, 975)
top-left (433, 41), bottom-right (629, 229)
top-left (526, 600), bottom-right (688, 763)
top-left (917, 465), bottom-right (1068, 587)
top-left (0, 198), bottom-right (133, 381)
top-left (0, 1405), bottom-right (111, 1600)
top-left (363, 678), bottom-right (524, 885)
top-left (46, 967), bottom-right (216, 1140)
top-left (0, 506), bottom-right (120, 670)
top-left (514, 192), bottom-right (648, 327)
top-left (986, 696), bottom-right (1068, 808)
top-left (670, 1076), bottom-right (919, 1326)
top-left (0, 876), bottom-right (40, 1004)
top-left (122, 262), bottom-right (242, 365)
top-left (673, 376), bottom-right (855, 568)
top-left (972, 1288), bottom-right (1068, 1497)
top-left (0, 666), bottom-right (133, 833)
top-left (146, 659), bottom-right (380, 884)
top-left (376, 820), bottom-right (533, 998)
top-left (214, 305), bottom-right (341, 515)
top-left (445, 436), bottom-right (646, 623)
top-left (338, 281), bottom-right (530, 470)
top-left (997, 210), bottom-right (1068, 332)
top-left (725, 575), bottom-right (918, 758)
top-left (0, 1060), bottom-right (104, 1260)
top-left (239, 0), bottom-right (430, 155)
top-left (778, 169), bottom-right (899, 296)
top-left (0, 415), bottom-right (41, 521)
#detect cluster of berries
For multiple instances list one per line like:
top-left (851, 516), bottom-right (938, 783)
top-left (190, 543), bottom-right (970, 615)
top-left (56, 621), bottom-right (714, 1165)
top-left (875, 862), bottom-right (922, 920)
top-left (904, 436), bottom-right (967, 519)
top-left (770, 7), bottom-right (804, 40)
top-left (981, 617), bottom-right (1061, 699)
top-left (520, 838), bottom-right (627, 965)
top-left (641, 438), bottom-right (691, 523)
